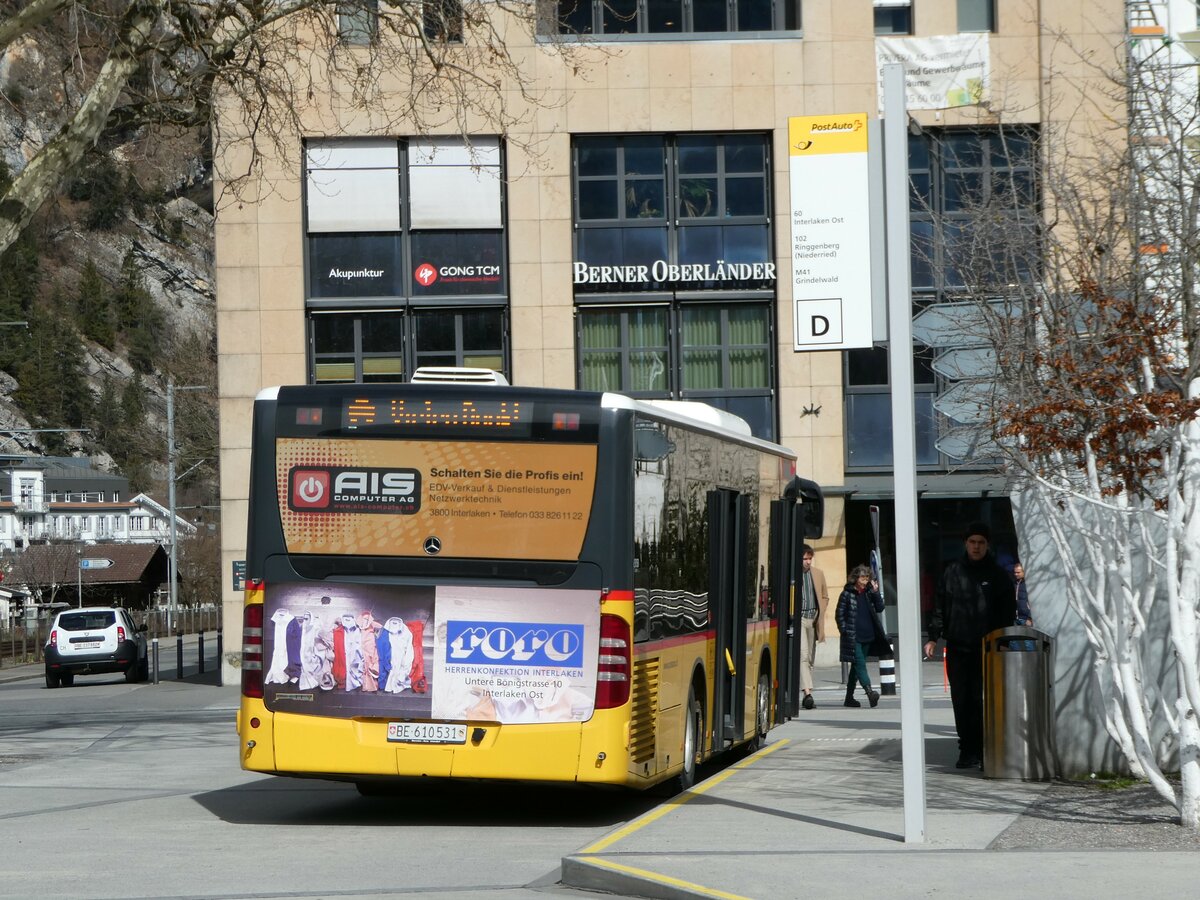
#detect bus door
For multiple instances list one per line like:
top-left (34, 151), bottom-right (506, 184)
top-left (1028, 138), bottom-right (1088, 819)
top-left (769, 498), bottom-right (801, 720)
top-left (708, 488), bottom-right (749, 750)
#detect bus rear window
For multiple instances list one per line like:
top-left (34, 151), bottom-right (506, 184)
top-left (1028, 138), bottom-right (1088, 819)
top-left (275, 437), bottom-right (598, 561)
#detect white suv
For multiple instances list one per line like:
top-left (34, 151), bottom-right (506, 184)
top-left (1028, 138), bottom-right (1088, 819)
top-left (44, 607), bottom-right (149, 688)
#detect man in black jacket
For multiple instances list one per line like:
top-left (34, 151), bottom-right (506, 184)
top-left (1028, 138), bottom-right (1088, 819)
top-left (923, 522), bottom-right (1016, 770)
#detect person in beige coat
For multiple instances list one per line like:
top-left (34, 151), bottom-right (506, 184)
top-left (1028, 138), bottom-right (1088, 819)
top-left (799, 544), bottom-right (829, 709)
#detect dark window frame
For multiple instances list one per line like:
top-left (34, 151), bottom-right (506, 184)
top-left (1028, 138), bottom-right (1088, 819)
top-left (309, 308), bottom-right (510, 384)
top-left (338, 0), bottom-right (379, 43)
top-left (552, 0), bottom-right (801, 37)
top-left (844, 126), bottom-right (1038, 473)
top-left (873, 1), bottom-right (912, 35)
top-left (956, 0), bottom-right (995, 33)
top-left (576, 298), bottom-right (776, 440)
top-left (423, 0), bottom-right (465, 43)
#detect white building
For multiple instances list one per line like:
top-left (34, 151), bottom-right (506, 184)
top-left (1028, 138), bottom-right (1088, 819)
top-left (0, 455), bottom-right (195, 553)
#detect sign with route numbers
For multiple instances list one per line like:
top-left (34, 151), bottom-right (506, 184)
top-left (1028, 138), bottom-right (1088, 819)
top-left (789, 113), bottom-right (874, 350)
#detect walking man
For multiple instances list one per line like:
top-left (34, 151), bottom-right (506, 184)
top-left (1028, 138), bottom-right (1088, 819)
top-left (923, 522), bottom-right (1016, 769)
top-left (798, 543), bottom-right (829, 709)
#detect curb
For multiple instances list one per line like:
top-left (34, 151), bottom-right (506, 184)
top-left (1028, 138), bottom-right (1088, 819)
top-left (561, 854), bottom-right (747, 900)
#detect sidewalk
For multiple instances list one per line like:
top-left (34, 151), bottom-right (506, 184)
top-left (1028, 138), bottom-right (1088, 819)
top-left (562, 660), bottom-right (1198, 900)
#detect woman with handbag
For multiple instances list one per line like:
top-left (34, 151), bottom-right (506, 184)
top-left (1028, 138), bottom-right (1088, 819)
top-left (835, 564), bottom-right (885, 708)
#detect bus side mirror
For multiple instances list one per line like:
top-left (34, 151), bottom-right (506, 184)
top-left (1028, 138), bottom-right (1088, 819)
top-left (785, 476), bottom-right (824, 539)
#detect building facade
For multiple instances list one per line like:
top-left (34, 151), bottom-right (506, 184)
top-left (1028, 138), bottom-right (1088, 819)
top-left (214, 0), bottom-right (1136, 678)
top-left (0, 456), bottom-right (196, 552)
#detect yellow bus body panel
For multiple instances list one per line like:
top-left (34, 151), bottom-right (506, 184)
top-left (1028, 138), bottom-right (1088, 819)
top-left (238, 699), bottom-right (638, 786)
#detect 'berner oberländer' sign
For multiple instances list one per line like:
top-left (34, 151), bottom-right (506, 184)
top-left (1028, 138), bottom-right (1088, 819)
top-left (573, 260), bottom-right (776, 286)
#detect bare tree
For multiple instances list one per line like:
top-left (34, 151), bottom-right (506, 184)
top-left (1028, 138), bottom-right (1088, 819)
top-left (0, 0), bottom-right (584, 258)
top-left (1, 542), bottom-right (82, 607)
top-left (927, 32), bottom-right (1200, 826)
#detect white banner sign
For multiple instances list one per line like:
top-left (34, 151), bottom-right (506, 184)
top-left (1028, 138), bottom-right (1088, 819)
top-left (875, 34), bottom-right (989, 112)
top-left (789, 114), bottom-right (874, 351)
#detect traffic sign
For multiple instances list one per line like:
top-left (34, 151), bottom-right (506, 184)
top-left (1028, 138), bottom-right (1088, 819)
top-left (79, 558), bottom-right (114, 570)
top-left (912, 300), bottom-right (1010, 348)
top-left (935, 426), bottom-right (999, 462)
top-left (931, 346), bottom-right (996, 381)
top-left (932, 381), bottom-right (1001, 424)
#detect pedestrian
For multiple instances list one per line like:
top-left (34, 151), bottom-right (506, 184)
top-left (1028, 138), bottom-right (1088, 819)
top-left (923, 522), bottom-right (1017, 769)
top-left (1012, 561), bottom-right (1032, 626)
top-left (835, 564), bottom-right (884, 708)
top-left (798, 543), bottom-right (829, 710)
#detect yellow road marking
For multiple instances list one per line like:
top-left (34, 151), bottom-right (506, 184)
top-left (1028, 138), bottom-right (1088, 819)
top-left (579, 738), bottom-right (790, 854)
top-left (578, 857), bottom-right (752, 900)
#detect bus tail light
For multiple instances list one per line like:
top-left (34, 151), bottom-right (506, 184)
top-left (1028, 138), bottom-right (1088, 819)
top-left (242, 603), bottom-right (264, 699)
top-left (595, 614), bottom-right (631, 709)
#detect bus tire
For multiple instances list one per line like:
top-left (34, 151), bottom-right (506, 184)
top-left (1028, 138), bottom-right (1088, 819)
top-left (676, 684), bottom-right (703, 793)
top-left (747, 668), bottom-right (771, 753)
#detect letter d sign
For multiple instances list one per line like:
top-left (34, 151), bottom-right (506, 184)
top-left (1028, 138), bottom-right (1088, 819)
top-left (793, 299), bottom-right (843, 348)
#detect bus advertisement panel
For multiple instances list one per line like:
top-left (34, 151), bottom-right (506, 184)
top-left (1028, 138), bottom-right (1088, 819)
top-left (276, 437), bottom-right (597, 559)
top-left (262, 582), bottom-right (599, 725)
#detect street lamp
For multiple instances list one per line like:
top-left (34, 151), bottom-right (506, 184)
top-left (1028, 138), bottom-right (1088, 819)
top-left (166, 379), bottom-right (208, 630)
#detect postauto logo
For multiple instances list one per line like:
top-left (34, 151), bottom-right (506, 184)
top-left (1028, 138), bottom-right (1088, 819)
top-left (446, 621), bottom-right (585, 668)
top-left (287, 465), bottom-right (421, 515)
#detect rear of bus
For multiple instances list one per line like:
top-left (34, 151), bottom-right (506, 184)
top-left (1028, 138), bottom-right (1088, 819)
top-left (236, 384), bottom-right (641, 789)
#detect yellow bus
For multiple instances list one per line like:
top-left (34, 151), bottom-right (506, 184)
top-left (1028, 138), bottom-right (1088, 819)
top-left (236, 378), bottom-right (822, 794)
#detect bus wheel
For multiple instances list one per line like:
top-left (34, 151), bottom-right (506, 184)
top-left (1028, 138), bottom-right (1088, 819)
top-left (748, 670), bottom-right (770, 752)
top-left (676, 685), bottom-right (703, 792)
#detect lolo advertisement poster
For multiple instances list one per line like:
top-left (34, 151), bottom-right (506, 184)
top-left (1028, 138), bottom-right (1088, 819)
top-left (262, 582), bottom-right (600, 725)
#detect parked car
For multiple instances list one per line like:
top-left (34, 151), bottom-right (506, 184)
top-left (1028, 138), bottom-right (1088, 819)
top-left (44, 607), bottom-right (148, 688)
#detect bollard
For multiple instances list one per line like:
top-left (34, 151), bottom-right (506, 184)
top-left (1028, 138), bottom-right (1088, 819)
top-left (879, 641), bottom-right (896, 695)
top-left (198, 630), bottom-right (205, 675)
top-left (151, 638), bottom-right (160, 684)
top-left (176, 632), bottom-right (184, 680)
top-left (216, 628), bottom-right (223, 672)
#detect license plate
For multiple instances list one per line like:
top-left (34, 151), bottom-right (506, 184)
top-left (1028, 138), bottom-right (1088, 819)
top-left (387, 722), bottom-right (467, 744)
top-left (77, 642), bottom-right (101, 649)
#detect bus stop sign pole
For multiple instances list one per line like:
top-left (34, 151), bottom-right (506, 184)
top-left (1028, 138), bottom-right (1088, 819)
top-left (883, 62), bottom-right (928, 844)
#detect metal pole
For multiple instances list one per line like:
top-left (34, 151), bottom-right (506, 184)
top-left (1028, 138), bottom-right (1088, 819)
top-left (176, 631), bottom-right (183, 680)
top-left (77, 547), bottom-right (82, 608)
top-left (883, 63), bottom-right (928, 844)
top-left (198, 629), bottom-right (205, 675)
top-left (151, 637), bottom-right (159, 684)
top-left (167, 379), bottom-right (177, 633)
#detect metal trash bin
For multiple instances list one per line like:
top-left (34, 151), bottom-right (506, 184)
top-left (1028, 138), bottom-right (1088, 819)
top-left (982, 625), bottom-right (1057, 780)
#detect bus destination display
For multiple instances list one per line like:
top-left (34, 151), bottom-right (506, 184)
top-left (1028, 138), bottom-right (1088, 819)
top-left (342, 397), bottom-right (526, 432)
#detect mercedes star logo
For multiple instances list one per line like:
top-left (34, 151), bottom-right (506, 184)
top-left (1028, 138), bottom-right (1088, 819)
top-left (423, 536), bottom-right (442, 556)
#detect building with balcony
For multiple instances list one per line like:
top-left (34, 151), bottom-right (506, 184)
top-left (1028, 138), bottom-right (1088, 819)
top-left (0, 455), bottom-right (195, 553)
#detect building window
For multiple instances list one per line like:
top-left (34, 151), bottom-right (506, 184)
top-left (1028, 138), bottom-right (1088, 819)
top-left (304, 137), bottom-right (509, 382)
top-left (909, 128), bottom-right (1038, 297)
top-left (423, 0), bottom-right (464, 42)
top-left (338, 0), bottom-right (379, 43)
top-left (874, 0), bottom-right (912, 35)
top-left (957, 0), bottom-right (994, 32)
top-left (554, 0), bottom-right (800, 36)
top-left (312, 309), bottom-right (507, 383)
top-left (573, 134), bottom-right (772, 292)
top-left (578, 301), bottom-right (775, 439)
top-left (844, 127), bottom-right (1037, 472)
top-left (572, 132), bottom-right (776, 440)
